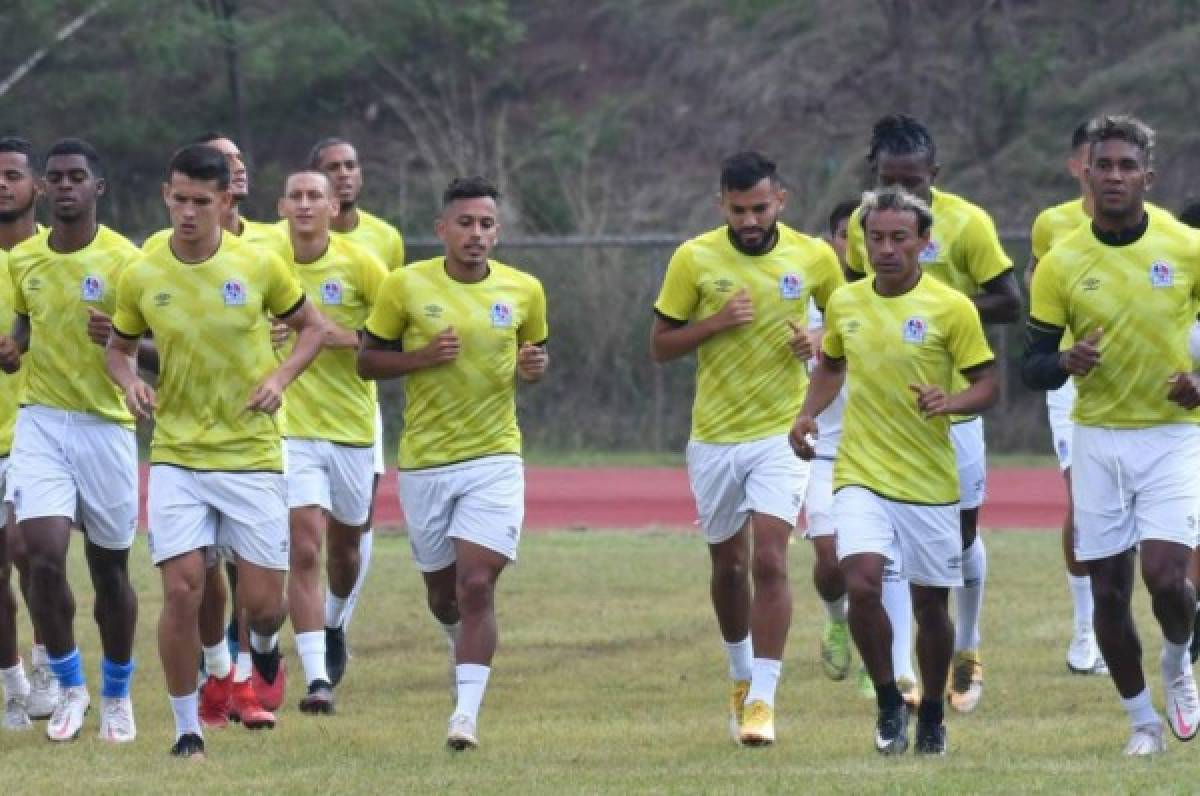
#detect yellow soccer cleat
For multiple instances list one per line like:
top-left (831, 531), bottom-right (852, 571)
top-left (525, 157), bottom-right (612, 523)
top-left (738, 699), bottom-right (776, 747)
top-left (728, 679), bottom-right (750, 743)
top-left (948, 650), bottom-right (983, 713)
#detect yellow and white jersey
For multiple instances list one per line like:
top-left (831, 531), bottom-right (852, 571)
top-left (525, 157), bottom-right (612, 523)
top-left (333, 209), bottom-right (405, 271)
top-left (0, 248), bottom-right (21, 455)
top-left (142, 216), bottom-right (285, 255)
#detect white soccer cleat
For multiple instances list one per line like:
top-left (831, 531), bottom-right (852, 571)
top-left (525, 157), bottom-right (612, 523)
top-left (1066, 627), bottom-right (1105, 675)
top-left (98, 696), bottom-right (137, 743)
top-left (1164, 669), bottom-right (1200, 742)
top-left (3, 693), bottom-right (32, 730)
top-left (1124, 720), bottom-right (1167, 756)
top-left (27, 664), bottom-right (59, 720)
top-left (446, 713), bottom-right (478, 751)
top-left (46, 685), bottom-right (89, 742)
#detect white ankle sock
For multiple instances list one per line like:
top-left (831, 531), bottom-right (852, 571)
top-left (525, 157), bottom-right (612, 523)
top-left (823, 596), bottom-right (847, 623)
top-left (170, 691), bottom-right (202, 739)
top-left (722, 635), bottom-right (753, 682)
top-left (1068, 574), bottom-right (1093, 630)
top-left (343, 529), bottom-right (374, 630)
top-left (1121, 687), bottom-right (1159, 728)
top-left (453, 663), bottom-right (490, 722)
top-left (296, 631), bottom-right (328, 686)
top-left (955, 537), bottom-right (987, 651)
top-left (745, 658), bottom-right (782, 707)
top-left (31, 644), bottom-right (48, 667)
top-left (1, 660), bottom-right (30, 699)
top-left (249, 631), bottom-right (278, 655)
top-left (234, 652), bottom-right (253, 683)
top-left (325, 594), bottom-right (349, 629)
top-left (1162, 639), bottom-right (1190, 681)
top-left (882, 573), bottom-right (916, 682)
top-left (202, 643), bottom-right (232, 680)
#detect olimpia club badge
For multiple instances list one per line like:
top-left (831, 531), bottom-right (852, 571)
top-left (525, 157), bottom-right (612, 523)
top-left (81, 274), bottom-right (104, 301)
top-left (919, 240), bottom-right (940, 263)
top-left (490, 301), bottom-right (513, 328)
top-left (902, 316), bottom-right (927, 344)
top-left (223, 279), bottom-right (247, 306)
top-left (779, 273), bottom-right (803, 300)
top-left (1150, 260), bottom-right (1174, 288)
top-left (321, 279), bottom-right (343, 305)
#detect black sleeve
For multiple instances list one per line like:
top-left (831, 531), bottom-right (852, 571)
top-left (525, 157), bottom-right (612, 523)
top-left (1020, 319), bottom-right (1069, 391)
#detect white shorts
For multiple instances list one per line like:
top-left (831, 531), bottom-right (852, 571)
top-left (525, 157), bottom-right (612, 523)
top-left (803, 457), bottom-right (835, 539)
top-left (1071, 424), bottom-right (1200, 561)
top-left (147, 465), bottom-right (289, 570)
top-left (834, 486), bottom-right (963, 588)
top-left (686, 434), bottom-right (809, 544)
top-left (286, 438), bottom-right (375, 526)
top-left (373, 403), bottom-right (385, 476)
top-left (399, 455), bottom-right (524, 572)
top-left (950, 417), bottom-right (987, 510)
top-left (9, 406), bottom-right (137, 550)
top-left (1046, 379), bottom-right (1076, 471)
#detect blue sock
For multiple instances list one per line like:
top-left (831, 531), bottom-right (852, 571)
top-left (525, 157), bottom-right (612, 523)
top-left (101, 657), bottom-right (135, 699)
top-left (48, 649), bottom-right (85, 689)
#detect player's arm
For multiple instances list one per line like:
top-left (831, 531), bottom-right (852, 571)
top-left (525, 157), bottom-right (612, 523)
top-left (789, 354), bottom-right (846, 459)
top-left (86, 307), bottom-right (159, 373)
top-left (247, 298), bottom-right (324, 413)
top-left (0, 313), bottom-right (27, 373)
top-left (973, 270), bottom-right (1021, 324)
top-left (106, 331), bottom-right (156, 420)
top-left (357, 327), bottom-right (458, 379)
top-left (517, 342), bottom-right (548, 383)
top-left (650, 290), bottom-right (752, 363)
top-left (1023, 256), bottom-right (1038, 293)
top-left (912, 361), bottom-right (999, 418)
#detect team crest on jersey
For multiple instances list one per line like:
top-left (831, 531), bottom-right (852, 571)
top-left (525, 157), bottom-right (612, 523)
top-left (1150, 260), bottom-right (1174, 287)
top-left (223, 279), bottom-right (247, 306)
top-left (490, 301), bottom-right (514, 328)
top-left (919, 240), bottom-right (940, 263)
top-left (779, 272), bottom-right (803, 300)
top-left (902, 316), bottom-right (927, 343)
top-left (80, 274), bottom-right (104, 302)
top-left (320, 279), bottom-right (343, 305)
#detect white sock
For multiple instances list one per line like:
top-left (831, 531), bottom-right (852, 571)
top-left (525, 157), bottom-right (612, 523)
top-left (296, 631), bottom-right (328, 686)
top-left (722, 635), bottom-right (753, 682)
top-left (169, 691), bottom-right (202, 740)
top-left (325, 594), bottom-right (350, 629)
top-left (823, 596), bottom-right (847, 623)
top-left (453, 663), bottom-right (491, 722)
top-left (202, 642), bottom-right (232, 680)
top-left (954, 537), bottom-right (987, 651)
top-left (745, 658), bottom-right (782, 707)
top-left (1162, 639), bottom-right (1190, 682)
top-left (343, 529), bottom-right (374, 630)
top-left (1121, 687), bottom-right (1160, 729)
top-left (1067, 574), bottom-right (1094, 630)
top-left (31, 644), bottom-right (48, 667)
top-left (1, 660), bottom-right (30, 699)
top-left (882, 574), bottom-right (916, 682)
top-left (233, 652), bottom-right (253, 683)
top-left (249, 631), bottom-right (278, 655)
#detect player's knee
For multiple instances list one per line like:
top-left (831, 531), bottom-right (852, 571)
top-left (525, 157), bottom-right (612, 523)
top-left (28, 552), bottom-right (66, 590)
top-left (289, 539), bottom-right (321, 575)
top-left (162, 575), bottom-right (204, 613)
top-left (751, 547), bottom-right (787, 585)
top-left (844, 568), bottom-right (882, 605)
top-left (1090, 575), bottom-right (1131, 614)
top-left (455, 569), bottom-right (496, 613)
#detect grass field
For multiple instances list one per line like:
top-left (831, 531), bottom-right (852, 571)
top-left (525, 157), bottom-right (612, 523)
top-left (0, 529), bottom-right (1191, 794)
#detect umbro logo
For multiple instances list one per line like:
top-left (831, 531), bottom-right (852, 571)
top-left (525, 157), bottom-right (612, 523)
top-left (26, 276), bottom-right (42, 291)
top-left (714, 278), bottom-right (734, 293)
top-left (154, 292), bottom-right (171, 307)
top-left (844, 319), bottom-right (861, 334)
top-left (1082, 277), bottom-right (1101, 291)
top-left (424, 304), bottom-right (444, 319)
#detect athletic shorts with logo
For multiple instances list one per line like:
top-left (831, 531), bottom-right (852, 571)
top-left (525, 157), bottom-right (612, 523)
top-left (950, 417), bottom-right (987, 510)
top-left (1046, 379), bottom-right (1075, 471)
top-left (286, 438), bottom-right (374, 526)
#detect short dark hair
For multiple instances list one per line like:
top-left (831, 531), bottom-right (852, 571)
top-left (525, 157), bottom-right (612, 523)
top-left (1089, 114), bottom-right (1154, 166)
top-left (0, 136), bottom-right (37, 172)
top-left (192, 131), bottom-right (233, 146)
top-left (167, 143), bottom-right (230, 190)
top-left (1178, 199), bottom-right (1200, 229)
top-left (859, 186), bottom-right (934, 238)
top-left (867, 114), bottom-right (936, 166)
top-left (283, 169), bottom-right (332, 193)
top-left (719, 151), bottom-right (778, 193)
top-left (442, 176), bottom-right (499, 207)
top-left (1070, 120), bottom-right (1097, 151)
top-left (308, 137), bottom-right (354, 169)
top-left (45, 137), bottom-right (101, 177)
top-left (828, 199), bottom-right (859, 236)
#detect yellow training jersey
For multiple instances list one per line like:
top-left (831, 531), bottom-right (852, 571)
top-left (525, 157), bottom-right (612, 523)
top-left (654, 224), bottom-right (844, 443)
top-left (0, 250), bottom-right (20, 455)
top-left (112, 232), bottom-right (305, 471)
top-left (823, 274), bottom-right (994, 505)
top-left (1030, 213), bottom-right (1200, 428)
top-left (364, 257), bottom-right (548, 469)
top-left (281, 237), bottom-right (387, 446)
top-left (1032, 199), bottom-right (1167, 261)
top-left (9, 225), bottom-right (138, 427)
top-left (334, 209), bottom-right (405, 271)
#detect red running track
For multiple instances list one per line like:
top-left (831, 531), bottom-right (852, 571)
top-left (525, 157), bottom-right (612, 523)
top-left (136, 466), bottom-right (1066, 530)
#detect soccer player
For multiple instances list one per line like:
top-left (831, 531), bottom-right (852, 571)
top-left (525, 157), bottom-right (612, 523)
top-left (1174, 201), bottom-right (1200, 664)
top-left (651, 152), bottom-right (843, 746)
top-left (358, 175), bottom-right (547, 751)
top-left (1024, 115), bottom-right (1200, 756)
top-left (794, 185), bottom-right (998, 756)
top-left (106, 143), bottom-right (324, 758)
top-left (274, 169), bottom-right (387, 712)
top-left (844, 115), bottom-right (1020, 713)
top-left (3, 138), bottom-right (141, 743)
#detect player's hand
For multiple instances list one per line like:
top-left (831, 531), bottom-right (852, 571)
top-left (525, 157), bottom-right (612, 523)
top-left (909, 384), bottom-right (951, 418)
top-left (1167, 372), bottom-right (1200, 409)
top-left (1059, 327), bottom-right (1102, 376)
top-left (246, 375), bottom-right (286, 414)
top-left (517, 342), bottom-right (548, 382)
top-left (86, 307), bottom-right (113, 347)
top-left (713, 288), bottom-right (754, 331)
top-left (786, 319), bottom-right (814, 361)
top-left (422, 326), bottom-right (460, 367)
top-left (788, 415), bottom-right (819, 460)
top-left (0, 336), bottom-right (20, 374)
top-left (270, 319), bottom-right (292, 350)
top-left (124, 379), bottom-right (157, 420)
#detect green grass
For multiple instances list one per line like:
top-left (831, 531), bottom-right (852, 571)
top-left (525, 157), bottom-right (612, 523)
top-left (1, 530), bottom-right (1188, 793)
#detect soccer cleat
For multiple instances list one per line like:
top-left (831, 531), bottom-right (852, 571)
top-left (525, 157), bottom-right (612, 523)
top-left (198, 673), bottom-right (233, 729)
top-left (3, 693), bottom-right (31, 730)
top-left (250, 648), bottom-right (286, 712)
top-left (46, 685), bottom-right (90, 742)
top-left (298, 680), bottom-right (335, 715)
top-left (170, 731), bottom-right (206, 760)
top-left (874, 702), bottom-right (909, 755)
top-left (1124, 721), bottom-right (1167, 756)
top-left (897, 677), bottom-right (921, 710)
top-left (728, 679), bottom-right (750, 743)
top-left (1163, 667), bottom-right (1200, 741)
top-left (948, 650), bottom-right (983, 713)
top-left (446, 713), bottom-right (478, 751)
top-left (1067, 627), bottom-right (1105, 675)
top-left (914, 721), bottom-right (947, 756)
top-left (98, 696), bottom-right (137, 743)
top-left (738, 699), bottom-right (776, 747)
top-left (27, 663), bottom-right (59, 720)
top-left (820, 619), bottom-right (852, 681)
top-left (229, 680), bottom-right (276, 730)
top-left (857, 667), bottom-right (875, 700)
top-left (325, 626), bottom-right (347, 688)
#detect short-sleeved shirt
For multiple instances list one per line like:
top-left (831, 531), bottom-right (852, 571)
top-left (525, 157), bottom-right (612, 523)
top-left (9, 225), bottom-right (138, 427)
top-left (281, 236), bottom-right (388, 446)
top-left (654, 224), bottom-right (844, 443)
top-left (112, 232), bottom-right (305, 471)
top-left (333, 210), bottom-right (405, 271)
top-left (0, 248), bottom-right (22, 455)
top-left (823, 274), bottom-right (994, 505)
top-left (364, 257), bottom-right (547, 470)
top-left (1030, 213), bottom-right (1200, 428)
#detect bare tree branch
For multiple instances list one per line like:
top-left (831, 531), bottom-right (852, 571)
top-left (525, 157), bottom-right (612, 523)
top-left (0, 0), bottom-right (111, 98)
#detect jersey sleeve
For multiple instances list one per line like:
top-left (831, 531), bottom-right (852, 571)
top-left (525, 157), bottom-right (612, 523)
top-left (1029, 250), bottom-right (1068, 328)
top-left (364, 269), bottom-right (408, 341)
top-left (820, 295), bottom-right (845, 359)
top-left (1030, 209), bottom-right (1053, 261)
top-left (947, 294), bottom-right (994, 372)
top-left (653, 245), bottom-right (698, 322)
top-left (391, 229), bottom-right (406, 271)
top-left (961, 209), bottom-right (1013, 285)
top-left (518, 276), bottom-right (549, 345)
top-left (810, 241), bottom-right (845, 310)
top-left (845, 206), bottom-right (868, 275)
top-left (263, 252), bottom-right (305, 317)
top-left (111, 265), bottom-right (148, 338)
